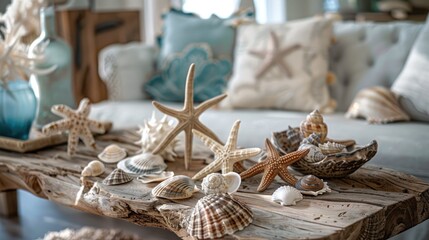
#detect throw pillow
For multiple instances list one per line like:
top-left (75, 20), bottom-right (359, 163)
top-left (158, 9), bottom-right (235, 68)
top-left (391, 16), bottom-right (429, 122)
top-left (144, 43), bottom-right (231, 102)
top-left (221, 16), bottom-right (334, 112)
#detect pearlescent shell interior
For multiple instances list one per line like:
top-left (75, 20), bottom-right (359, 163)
top-left (318, 142), bottom-right (346, 155)
top-left (102, 168), bottom-right (133, 186)
top-left (152, 175), bottom-right (196, 200)
top-left (117, 153), bottom-right (167, 176)
top-left (187, 193), bottom-right (253, 239)
top-left (295, 175), bottom-right (324, 192)
top-left (98, 144), bottom-right (127, 163)
top-left (224, 172), bottom-right (241, 194)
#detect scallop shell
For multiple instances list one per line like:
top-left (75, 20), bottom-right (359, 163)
top-left (152, 175), bottom-right (196, 200)
top-left (117, 153), bottom-right (167, 176)
top-left (300, 109), bottom-right (328, 142)
top-left (271, 186), bottom-right (303, 206)
top-left (81, 160), bottom-right (105, 177)
top-left (136, 112), bottom-right (178, 161)
top-left (298, 144), bottom-right (325, 163)
top-left (346, 86), bottom-right (410, 124)
top-left (291, 140), bottom-right (378, 178)
top-left (301, 133), bottom-right (322, 146)
top-left (318, 142), bottom-right (346, 155)
top-left (98, 144), bottom-right (127, 163)
top-left (186, 193), bottom-right (253, 239)
top-left (295, 175), bottom-right (324, 192)
top-left (102, 168), bottom-right (133, 185)
top-left (201, 172), bottom-right (241, 195)
top-left (137, 171), bottom-right (174, 184)
top-left (271, 126), bottom-right (301, 154)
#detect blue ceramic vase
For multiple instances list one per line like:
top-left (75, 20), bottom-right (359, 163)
top-left (0, 80), bottom-right (37, 140)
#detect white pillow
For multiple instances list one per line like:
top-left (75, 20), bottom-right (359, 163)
top-left (222, 17), bottom-right (334, 112)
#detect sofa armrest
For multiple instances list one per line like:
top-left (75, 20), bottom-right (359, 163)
top-left (98, 42), bottom-right (157, 101)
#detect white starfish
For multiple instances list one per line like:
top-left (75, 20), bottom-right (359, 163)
top-left (42, 98), bottom-right (107, 156)
top-left (192, 120), bottom-right (261, 180)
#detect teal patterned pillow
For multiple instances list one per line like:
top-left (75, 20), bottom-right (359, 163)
top-left (144, 43), bottom-right (231, 102)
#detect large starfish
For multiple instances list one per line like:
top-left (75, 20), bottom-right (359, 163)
top-left (152, 63), bottom-right (227, 170)
top-left (42, 98), bottom-right (107, 156)
top-left (192, 120), bottom-right (261, 180)
top-left (240, 139), bottom-right (310, 192)
top-left (249, 30), bottom-right (300, 79)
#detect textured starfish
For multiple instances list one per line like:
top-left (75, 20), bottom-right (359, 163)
top-left (152, 63), bottom-right (227, 170)
top-left (249, 30), bottom-right (300, 79)
top-left (42, 98), bottom-right (107, 156)
top-left (192, 120), bottom-right (261, 180)
top-left (240, 139), bottom-right (310, 192)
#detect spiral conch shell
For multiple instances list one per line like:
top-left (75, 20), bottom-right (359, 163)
top-left (300, 109), bottom-right (328, 143)
top-left (82, 160), bottom-right (105, 177)
top-left (295, 175), bottom-right (331, 196)
top-left (136, 112), bottom-right (178, 161)
top-left (201, 172), bottom-right (241, 195)
top-left (272, 186), bottom-right (303, 206)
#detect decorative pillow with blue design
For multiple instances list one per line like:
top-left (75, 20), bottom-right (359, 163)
top-left (144, 43), bottom-right (231, 102)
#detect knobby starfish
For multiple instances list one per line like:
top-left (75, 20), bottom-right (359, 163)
top-left (152, 63), bottom-right (227, 170)
top-left (192, 120), bottom-right (261, 180)
top-left (240, 139), bottom-right (310, 192)
top-left (42, 98), bottom-right (107, 156)
top-left (249, 30), bottom-right (300, 79)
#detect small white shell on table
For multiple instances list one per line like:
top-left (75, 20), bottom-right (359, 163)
top-left (137, 171), bottom-right (174, 184)
top-left (98, 144), bottom-right (127, 163)
top-left (117, 153), bottom-right (167, 176)
top-left (272, 186), bottom-right (303, 206)
top-left (82, 160), bottom-right (105, 177)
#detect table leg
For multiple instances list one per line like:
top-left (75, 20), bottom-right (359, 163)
top-left (0, 190), bottom-right (18, 217)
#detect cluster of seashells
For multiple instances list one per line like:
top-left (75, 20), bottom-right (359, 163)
top-left (271, 109), bottom-right (378, 178)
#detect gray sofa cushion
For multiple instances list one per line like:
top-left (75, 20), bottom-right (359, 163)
top-left (329, 22), bottom-right (423, 111)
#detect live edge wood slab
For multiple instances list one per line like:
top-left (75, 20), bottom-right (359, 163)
top-left (0, 129), bottom-right (428, 240)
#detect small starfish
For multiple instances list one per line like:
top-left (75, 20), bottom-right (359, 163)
top-left (249, 30), bottom-right (300, 79)
top-left (152, 63), bottom-right (227, 170)
top-left (42, 98), bottom-right (107, 156)
top-left (240, 139), bottom-right (309, 192)
top-left (192, 120), bottom-right (261, 180)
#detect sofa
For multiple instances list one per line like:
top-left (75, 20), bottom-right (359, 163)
top-left (91, 20), bottom-right (429, 239)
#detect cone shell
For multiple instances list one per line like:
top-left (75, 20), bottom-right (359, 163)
top-left (82, 160), bottom-right (105, 177)
top-left (346, 86), bottom-right (410, 124)
top-left (152, 175), bottom-right (196, 200)
top-left (295, 175), bottom-right (324, 192)
top-left (300, 110), bottom-right (328, 142)
top-left (102, 168), bottom-right (133, 185)
top-left (98, 144), bottom-right (127, 163)
top-left (117, 153), bottom-right (167, 176)
top-left (272, 186), bottom-right (303, 206)
top-left (318, 142), bottom-right (346, 155)
top-left (186, 193), bottom-right (253, 239)
top-left (271, 126), bottom-right (301, 154)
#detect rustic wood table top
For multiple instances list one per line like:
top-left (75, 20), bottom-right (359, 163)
top-left (0, 129), bottom-right (428, 240)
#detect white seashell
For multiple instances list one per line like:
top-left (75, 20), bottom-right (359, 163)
top-left (201, 172), bottom-right (242, 195)
top-left (102, 168), bottom-right (133, 185)
top-left (187, 193), bottom-right (253, 239)
top-left (224, 172), bottom-right (241, 194)
top-left (82, 160), bottom-right (105, 177)
top-left (272, 186), bottom-right (303, 206)
top-left (137, 171), bottom-right (175, 184)
top-left (298, 144), bottom-right (325, 163)
top-left (98, 144), bottom-right (127, 163)
top-left (318, 142), bottom-right (346, 155)
top-left (136, 112), bottom-right (178, 161)
top-left (152, 175), bottom-right (196, 200)
top-left (117, 153), bottom-right (167, 176)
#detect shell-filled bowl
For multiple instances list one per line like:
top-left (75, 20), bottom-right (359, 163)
top-left (291, 140), bottom-right (378, 178)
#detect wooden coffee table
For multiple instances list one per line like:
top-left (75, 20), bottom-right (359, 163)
top-left (0, 129), bottom-right (428, 239)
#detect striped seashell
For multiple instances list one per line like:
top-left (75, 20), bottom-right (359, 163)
top-left (300, 109), bottom-right (328, 142)
top-left (272, 186), bottom-right (303, 206)
top-left (201, 172), bottom-right (241, 195)
top-left (295, 175), bottom-right (324, 192)
top-left (298, 144), bottom-right (325, 163)
top-left (271, 126), bottom-right (301, 154)
top-left (152, 175), bottom-right (196, 200)
top-left (98, 144), bottom-right (127, 163)
top-left (81, 160), bottom-right (105, 177)
top-left (301, 133), bottom-right (322, 146)
top-left (117, 153), bottom-right (167, 176)
top-left (102, 168), bottom-right (133, 185)
top-left (186, 193), bottom-right (253, 239)
top-left (318, 142), bottom-right (346, 155)
top-left (346, 86), bottom-right (410, 124)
